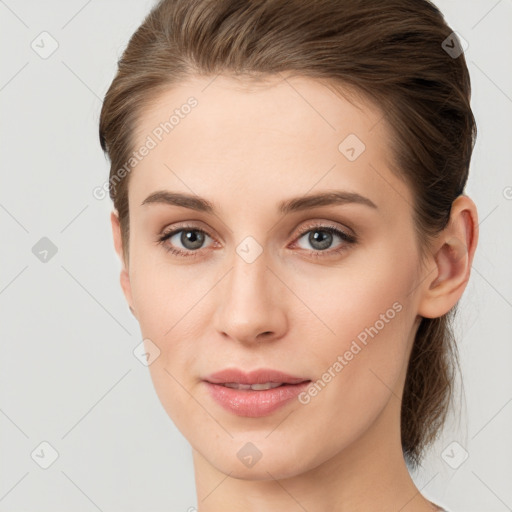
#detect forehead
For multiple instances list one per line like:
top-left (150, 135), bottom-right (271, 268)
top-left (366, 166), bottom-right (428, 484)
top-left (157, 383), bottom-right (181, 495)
top-left (128, 74), bottom-right (413, 220)
top-left (134, 73), bottom-right (383, 154)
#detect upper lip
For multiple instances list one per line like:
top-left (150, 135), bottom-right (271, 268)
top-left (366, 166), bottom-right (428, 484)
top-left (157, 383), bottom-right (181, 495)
top-left (204, 368), bottom-right (310, 385)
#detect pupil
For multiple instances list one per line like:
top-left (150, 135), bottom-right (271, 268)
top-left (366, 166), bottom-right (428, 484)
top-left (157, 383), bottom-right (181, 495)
top-left (182, 230), bottom-right (204, 249)
top-left (310, 230), bottom-right (332, 250)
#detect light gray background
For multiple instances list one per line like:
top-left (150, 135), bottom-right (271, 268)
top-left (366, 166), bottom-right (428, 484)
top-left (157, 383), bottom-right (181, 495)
top-left (1, 0), bottom-right (511, 510)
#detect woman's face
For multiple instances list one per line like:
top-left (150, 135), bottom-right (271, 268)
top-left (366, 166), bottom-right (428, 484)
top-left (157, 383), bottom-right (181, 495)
top-left (115, 74), bottom-right (428, 479)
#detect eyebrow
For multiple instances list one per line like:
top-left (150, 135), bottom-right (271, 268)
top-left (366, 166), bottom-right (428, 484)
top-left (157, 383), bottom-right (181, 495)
top-left (140, 190), bottom-right (377, 214)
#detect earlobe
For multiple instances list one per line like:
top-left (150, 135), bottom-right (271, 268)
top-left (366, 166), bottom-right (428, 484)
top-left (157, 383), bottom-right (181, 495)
top-left (110, 210), bottom-right (137, 318)
top-left (418, 195), bottom-right (479, 319)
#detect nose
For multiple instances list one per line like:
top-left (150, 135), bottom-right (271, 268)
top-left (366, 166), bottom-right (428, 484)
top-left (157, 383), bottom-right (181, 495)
top-left (212, 248), bottom-right (288, 346)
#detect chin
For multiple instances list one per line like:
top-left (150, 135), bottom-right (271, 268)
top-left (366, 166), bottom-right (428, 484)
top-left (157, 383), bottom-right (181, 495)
top-left (193, 433), bottom-right (323, 481)
top-left (212, 456), bottom-right (308, 481)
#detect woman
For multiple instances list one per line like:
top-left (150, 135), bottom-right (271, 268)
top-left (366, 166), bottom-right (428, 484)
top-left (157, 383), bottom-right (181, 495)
top-left (99, 0), bottom-right (478, 510)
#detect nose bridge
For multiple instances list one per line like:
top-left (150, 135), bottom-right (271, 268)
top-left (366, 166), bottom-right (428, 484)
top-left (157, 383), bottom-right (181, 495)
top-left (226, 241), bottom-right (273, 311)
top-left (213, 238), bottom-right (286, 342)
top-left (226, 229), bottom-right (272, 296)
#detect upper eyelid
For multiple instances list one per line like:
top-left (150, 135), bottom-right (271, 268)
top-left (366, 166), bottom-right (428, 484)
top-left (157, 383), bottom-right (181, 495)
top-left (160, 223), bottom-right (214, 240)
top-left (160, 220), bottom-right (350, 235)
top-left (295, 221), bottom-right (353, 237)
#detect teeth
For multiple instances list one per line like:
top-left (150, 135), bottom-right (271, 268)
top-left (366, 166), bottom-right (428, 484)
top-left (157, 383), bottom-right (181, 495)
top-left (223, 382), bottom-right (283, 390)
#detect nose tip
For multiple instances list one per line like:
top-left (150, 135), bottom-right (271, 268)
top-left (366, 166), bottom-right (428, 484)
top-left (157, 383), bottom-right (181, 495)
top-left (218, 316), bottom-right (280, 346)
top-left (213, 258), bottom-right (288, 346)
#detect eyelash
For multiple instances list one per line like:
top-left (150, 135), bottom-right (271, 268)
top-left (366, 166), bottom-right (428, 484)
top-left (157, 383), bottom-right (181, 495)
top-left (156, 222), bottom-right (357, 260)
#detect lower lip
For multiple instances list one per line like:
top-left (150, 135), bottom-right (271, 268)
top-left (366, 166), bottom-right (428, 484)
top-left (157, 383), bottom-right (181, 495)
top-left (203, 381), bottom-right (311, 417)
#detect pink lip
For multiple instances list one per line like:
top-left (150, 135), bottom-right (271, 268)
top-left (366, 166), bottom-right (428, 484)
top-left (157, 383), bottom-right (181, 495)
top-left (203, 368), bottom-right (311, 417)
top-left (204, 368), bottom-right (309, 385)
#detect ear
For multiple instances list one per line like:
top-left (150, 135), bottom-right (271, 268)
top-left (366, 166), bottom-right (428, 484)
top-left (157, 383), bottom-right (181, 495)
top-left (417, 195), bottom-right (479, 319)
top-left (110, 210), bottom-right (137, 318)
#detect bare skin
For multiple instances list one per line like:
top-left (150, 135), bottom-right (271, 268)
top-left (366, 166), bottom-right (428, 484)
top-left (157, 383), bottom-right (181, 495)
top-left (111, 73), bottom-right (478, 511)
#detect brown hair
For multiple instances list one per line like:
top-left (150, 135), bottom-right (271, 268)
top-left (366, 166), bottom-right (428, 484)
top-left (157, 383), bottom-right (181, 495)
top-left (99, 0), bottom-right (476, 467)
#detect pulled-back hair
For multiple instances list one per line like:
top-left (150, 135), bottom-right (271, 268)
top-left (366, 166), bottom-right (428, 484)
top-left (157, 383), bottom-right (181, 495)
top-left (99, 0), bottom-right (476, 467)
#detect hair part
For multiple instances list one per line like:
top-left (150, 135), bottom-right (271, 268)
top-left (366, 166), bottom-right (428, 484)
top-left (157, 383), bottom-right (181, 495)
top-left (99, 0), bottom-right (476, 467)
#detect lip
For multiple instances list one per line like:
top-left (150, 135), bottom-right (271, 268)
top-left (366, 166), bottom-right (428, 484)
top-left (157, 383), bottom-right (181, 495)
top-left (204, 368), bottom-right (309, 385)
top-left (203, 368), bottom-right (311, 417)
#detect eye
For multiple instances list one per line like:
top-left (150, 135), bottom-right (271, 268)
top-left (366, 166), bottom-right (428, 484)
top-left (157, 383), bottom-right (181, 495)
top-left (157, 222), bottom-right (357, 259)
top-left (157, 224), bottom-right (214, 258)
top-left (293, 223), bottom-right (356, 258)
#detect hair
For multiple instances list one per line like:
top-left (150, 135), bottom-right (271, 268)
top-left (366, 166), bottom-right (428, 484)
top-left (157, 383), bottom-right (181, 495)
top-left (99, 0), bottom-right (476, 467)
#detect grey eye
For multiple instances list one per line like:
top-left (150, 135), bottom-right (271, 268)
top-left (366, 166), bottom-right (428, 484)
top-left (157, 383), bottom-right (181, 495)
top-left (170, 229), bottom-right (210, 251)
top-left (296, 228), bottom-right (343, 251)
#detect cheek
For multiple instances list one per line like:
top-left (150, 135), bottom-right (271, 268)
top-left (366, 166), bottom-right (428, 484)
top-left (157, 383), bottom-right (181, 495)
top-left (129, 260), bottom-right (205, 428)
top-left (293, 241), bottom-right (417, 347)
top-left (128, 247), bottom-right (217, 374)
top-left (294, 245), bottom-right (419, 403)
top-left (129, 244), bottom-right (193, 336)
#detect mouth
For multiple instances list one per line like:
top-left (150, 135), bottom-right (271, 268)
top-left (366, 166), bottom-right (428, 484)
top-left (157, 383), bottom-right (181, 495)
top-left (202, 368), bottom-right (312, 417)
top-left (203, 367), bottom-right (310, 386)
top-left (220, 382), bottom-right (296, 390)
